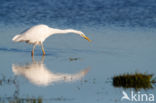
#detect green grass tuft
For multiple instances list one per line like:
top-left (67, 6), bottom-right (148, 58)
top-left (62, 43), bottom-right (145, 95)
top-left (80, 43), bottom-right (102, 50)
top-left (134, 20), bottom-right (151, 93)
top-left (113, 73), bottom-right (155, 90)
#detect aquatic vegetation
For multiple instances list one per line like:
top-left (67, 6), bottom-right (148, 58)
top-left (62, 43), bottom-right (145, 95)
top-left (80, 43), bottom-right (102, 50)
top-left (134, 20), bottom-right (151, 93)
top-left (0, 75), bottom-right (42, 103)
top-left (6, 97), bottom-right (43, 103)
top-left (0, 75), bottom-right (74, 103)
top-left (113, 73), bottom-right (156, 90)
top-left (0, 75), bottom-right (17, 86)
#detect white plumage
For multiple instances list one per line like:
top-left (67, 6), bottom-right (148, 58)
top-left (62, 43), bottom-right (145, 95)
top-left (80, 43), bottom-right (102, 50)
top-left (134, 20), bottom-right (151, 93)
top-left (12, 24), bottom-right (91, 56)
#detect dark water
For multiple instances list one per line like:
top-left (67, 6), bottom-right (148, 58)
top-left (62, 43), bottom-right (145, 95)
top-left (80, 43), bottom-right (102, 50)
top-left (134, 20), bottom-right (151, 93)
top-left (0, 0), bottom-right (156, 103)
top-left (1, 0), bottom-right (156, 27)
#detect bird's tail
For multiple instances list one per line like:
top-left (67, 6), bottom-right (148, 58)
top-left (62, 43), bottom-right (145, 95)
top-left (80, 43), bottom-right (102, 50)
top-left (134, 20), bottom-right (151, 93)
top-left (12, 34), bottom-right (22, 42)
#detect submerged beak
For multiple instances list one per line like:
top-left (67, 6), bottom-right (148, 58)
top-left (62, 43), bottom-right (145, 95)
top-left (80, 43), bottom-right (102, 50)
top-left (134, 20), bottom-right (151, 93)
top-left (82, 35), bottom-right (91, 42)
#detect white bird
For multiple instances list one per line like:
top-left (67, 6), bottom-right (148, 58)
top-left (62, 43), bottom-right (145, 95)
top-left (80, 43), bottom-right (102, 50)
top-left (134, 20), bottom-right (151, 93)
top-left (12, 57), bottom-right (89, 86)
top-left (12, 24), bottom-right (91, 56)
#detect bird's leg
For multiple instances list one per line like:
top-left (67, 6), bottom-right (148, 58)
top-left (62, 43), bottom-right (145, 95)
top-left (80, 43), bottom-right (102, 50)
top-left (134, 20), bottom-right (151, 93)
top-left (41, 44), bottom-right (46, 55)
top-left (32, 55), bottom-right (36, 63)
top-left (41, 55), bottom-right (45, 63)
top-left (31, 45), bottom-right (36, 56)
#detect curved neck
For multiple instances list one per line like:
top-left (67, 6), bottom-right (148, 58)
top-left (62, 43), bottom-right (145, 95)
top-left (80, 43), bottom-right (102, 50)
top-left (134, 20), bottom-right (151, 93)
top-left (50, 28), bottom-right (82, 35)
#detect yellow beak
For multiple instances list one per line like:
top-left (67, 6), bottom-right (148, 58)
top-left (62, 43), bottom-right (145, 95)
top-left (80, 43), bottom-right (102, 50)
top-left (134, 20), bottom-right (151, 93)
top-left (82, 35), bottom-right (91, 42)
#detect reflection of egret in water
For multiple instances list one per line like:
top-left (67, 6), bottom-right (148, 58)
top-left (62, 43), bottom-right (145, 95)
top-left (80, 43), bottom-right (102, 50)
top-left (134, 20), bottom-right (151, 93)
top-left (12, 56), bottom-right (89, 86)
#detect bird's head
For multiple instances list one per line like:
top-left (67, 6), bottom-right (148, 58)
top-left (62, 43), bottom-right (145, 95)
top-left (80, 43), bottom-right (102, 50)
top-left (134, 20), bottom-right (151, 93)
top-left (80, 33), bottom-right (91, 42)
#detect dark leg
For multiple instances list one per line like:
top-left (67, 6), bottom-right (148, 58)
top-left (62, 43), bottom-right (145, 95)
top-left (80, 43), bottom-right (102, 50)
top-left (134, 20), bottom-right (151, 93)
top-left (41, 44), bottom-right (46, 55)
top-left (31, 45), bottom-right (36, 56)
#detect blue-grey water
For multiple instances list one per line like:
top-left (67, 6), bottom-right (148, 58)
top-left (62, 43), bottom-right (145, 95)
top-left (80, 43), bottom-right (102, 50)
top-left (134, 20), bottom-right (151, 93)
top-left (0, 0), bottom-right (156, 103)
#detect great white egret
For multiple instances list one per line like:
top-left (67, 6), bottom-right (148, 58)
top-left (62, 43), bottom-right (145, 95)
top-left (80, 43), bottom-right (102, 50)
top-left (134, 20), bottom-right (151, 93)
top-left (12, 24), bottom-right (91, 56)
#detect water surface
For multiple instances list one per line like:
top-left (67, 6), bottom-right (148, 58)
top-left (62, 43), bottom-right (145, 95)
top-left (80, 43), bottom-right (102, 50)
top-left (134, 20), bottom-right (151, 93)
top-left (0, 0), bottom-right (156, 103)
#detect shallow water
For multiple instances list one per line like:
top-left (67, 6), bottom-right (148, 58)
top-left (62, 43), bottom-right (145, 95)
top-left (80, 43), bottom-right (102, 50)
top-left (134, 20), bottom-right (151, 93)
top-left (0, 25), bottom-right (156, 103)
top-left (0, 0), bottom-right (156, 103)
